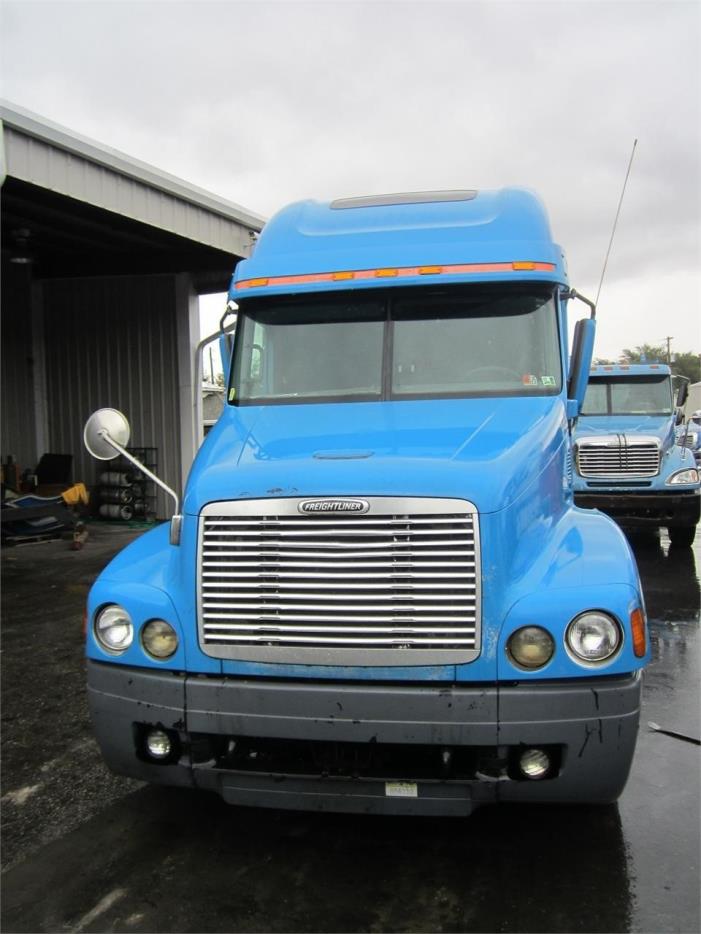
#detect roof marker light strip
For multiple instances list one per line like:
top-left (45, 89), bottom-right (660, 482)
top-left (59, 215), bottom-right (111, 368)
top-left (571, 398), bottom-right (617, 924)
top-left (235, 261), bottom-right (556, 291)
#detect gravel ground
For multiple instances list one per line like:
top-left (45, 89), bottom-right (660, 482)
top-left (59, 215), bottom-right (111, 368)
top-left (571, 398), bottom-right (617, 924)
top-left (1, 522), bottom-right (146, 870)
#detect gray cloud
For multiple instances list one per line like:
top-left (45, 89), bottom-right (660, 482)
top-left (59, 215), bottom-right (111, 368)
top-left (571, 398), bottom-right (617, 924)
top-left (2, 0), bottom-right (699, 355)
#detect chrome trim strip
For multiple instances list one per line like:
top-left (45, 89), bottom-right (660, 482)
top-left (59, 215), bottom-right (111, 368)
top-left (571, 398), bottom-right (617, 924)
top-left (204, 585), bottom-right (476, 593)
top-left (202, 515), bottom-right (468, 528)
top-left (205, 635), bottom-right (477, 646)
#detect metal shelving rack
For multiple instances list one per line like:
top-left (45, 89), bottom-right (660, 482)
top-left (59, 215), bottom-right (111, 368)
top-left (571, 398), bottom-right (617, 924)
top-left (96, 446), bottom-right (157, 522)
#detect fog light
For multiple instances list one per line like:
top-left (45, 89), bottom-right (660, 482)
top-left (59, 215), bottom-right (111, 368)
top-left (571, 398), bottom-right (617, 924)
top-left (145, 729), bottom-right (172, 760)
top-left (519, 748), bottom-right (551, 779)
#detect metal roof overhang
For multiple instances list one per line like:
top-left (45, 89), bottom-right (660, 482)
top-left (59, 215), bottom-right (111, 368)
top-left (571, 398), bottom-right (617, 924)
top-left (1, 102), bottom-right (266, 291)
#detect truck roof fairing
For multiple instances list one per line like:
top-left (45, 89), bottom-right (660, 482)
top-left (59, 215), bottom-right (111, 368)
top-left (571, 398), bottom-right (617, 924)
top-left (589, 364), bottom-right (672, 378)
top-left (230, 188), bottom-right (568, 300)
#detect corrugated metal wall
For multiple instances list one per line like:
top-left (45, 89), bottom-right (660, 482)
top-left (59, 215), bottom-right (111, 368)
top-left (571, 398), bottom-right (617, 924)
top-left (42, 275), bottom-right (182, 518)
top-left (1, 264), bottom-right (38, 470)
top-left (3, 123), bottom-right (260, 258)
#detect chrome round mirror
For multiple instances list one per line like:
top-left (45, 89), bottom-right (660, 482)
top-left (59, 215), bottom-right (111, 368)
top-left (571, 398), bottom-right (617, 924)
top-left (83, 408), bottom-right (131, 460)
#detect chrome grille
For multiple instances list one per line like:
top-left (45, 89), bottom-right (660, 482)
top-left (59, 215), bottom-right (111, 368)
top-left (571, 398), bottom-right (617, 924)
top-left (576, 435), bottom-right (661, 478)
top-left (198, 497), bottom-right (480, 665)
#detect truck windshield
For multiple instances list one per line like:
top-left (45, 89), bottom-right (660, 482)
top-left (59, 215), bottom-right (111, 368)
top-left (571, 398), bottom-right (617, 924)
top-left (231, 285), bottom-right (561, 405)
top-left (581, 376), bottom-right (673, 416)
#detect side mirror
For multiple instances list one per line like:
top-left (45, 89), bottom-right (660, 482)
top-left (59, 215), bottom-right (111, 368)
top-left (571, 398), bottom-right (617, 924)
top-left (567, 318), bottom-right (597, 420)
top-left (218, 305), bottom-right (236, 385)
top-left (194, 307), bottom-right (236, 443)
top-left (676, 380), bottom-right (689, 408)
top-left (83, 408), bottom-right (182, 546)
top-left (219, 332), bottom-right (234, 385)
top-left (84, 408), bottom-right (131, 460)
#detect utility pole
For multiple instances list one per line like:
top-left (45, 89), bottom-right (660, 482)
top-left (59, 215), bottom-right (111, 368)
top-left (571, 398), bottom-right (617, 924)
top-left (664, 336), bottom-right (674, 365)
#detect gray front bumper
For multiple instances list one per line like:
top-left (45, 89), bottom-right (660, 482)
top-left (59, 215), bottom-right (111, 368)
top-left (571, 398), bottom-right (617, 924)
top-left (574, 489), bottom-right (700, 527)
top-left (87, 661), bottom-right (642, 815)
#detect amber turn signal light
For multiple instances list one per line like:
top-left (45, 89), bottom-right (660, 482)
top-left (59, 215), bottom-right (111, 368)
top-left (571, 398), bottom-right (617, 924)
top-left (630, 607), bottom-right (647, 657)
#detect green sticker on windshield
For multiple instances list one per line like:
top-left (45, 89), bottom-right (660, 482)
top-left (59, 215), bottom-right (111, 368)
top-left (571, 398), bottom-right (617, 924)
top-left (229, 388), bottom-right (236, 401)
top-left (541, 376), bottom-right (556, 387)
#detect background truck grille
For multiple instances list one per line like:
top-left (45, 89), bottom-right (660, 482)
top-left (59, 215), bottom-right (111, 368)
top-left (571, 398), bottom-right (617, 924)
top-left (198, 497), bottom-right (480, 665)
top-left (576, 437), bottom-right (661, 478)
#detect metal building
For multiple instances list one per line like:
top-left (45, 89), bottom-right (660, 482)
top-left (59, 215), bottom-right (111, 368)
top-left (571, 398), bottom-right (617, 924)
top-left (1, 101), bottom-right (264, 517)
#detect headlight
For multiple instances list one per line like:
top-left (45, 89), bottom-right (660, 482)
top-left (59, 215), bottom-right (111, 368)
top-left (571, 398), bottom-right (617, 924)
top-left (507, 626), bottom-right (555, 670)
top-left (94, 604), bottom-right (133, 654)
top-left (566, 612), bottom-right (621, 664)
top-left (141, 619), bottom-right (178, 659)
top-left (667, 468), bottom-right (699, 485)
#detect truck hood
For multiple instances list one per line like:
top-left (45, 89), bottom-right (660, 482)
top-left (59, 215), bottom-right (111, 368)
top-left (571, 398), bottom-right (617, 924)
top-left (185, 396), bottom-right (566, 516)
top-left (574, 414), bottom-right (674, 445)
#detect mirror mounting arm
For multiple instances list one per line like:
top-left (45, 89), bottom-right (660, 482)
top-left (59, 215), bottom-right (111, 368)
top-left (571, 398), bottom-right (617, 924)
top-left (561, 287), bottom-right (596, 319)
top-left (219, 302), bottom-right (236, 335)
top-left (96, 428), bottom-right (183, 545)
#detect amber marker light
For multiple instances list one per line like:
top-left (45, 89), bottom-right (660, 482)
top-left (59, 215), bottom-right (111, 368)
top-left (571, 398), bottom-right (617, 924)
top-left (631, 608), bottom-right (647, 657)
top-left (235, 260), bottom-right (556, 290)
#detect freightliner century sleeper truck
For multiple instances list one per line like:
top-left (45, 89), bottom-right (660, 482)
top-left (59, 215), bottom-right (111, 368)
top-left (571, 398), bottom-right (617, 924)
top-left (573, 363), bottom-right (700, 547)
top-left (84, 188), bottom-right (650, 816)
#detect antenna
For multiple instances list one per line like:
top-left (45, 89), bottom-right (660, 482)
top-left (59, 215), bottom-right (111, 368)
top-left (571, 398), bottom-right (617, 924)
top-left (595, 139), bottom-right (638, 309)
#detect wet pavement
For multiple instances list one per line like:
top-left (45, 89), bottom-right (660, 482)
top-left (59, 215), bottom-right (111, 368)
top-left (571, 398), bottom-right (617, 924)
top-left (1, 522), bottom-right (699, 933)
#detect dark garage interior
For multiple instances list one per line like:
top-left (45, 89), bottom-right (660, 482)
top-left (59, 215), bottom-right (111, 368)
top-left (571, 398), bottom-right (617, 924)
top-left (1, 101), bottom-right (263, 530)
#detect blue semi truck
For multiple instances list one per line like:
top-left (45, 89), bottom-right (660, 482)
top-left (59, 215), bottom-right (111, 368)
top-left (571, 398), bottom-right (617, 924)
top-left (679, 409), bottom-right (701, 467)
top-left (573, 363), bottom-right (700, 547)
top-left (84, 188), bottom-right (649, 815)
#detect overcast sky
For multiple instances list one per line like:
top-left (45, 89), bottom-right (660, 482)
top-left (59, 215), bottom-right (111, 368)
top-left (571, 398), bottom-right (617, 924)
top-left (2, 0), bottom-right (699, 360)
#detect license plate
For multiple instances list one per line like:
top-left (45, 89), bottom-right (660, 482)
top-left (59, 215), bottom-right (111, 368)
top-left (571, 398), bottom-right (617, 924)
top-left (385, 781), bottom-right (418, 798)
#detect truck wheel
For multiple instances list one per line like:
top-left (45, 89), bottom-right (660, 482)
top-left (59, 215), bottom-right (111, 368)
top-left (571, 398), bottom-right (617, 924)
top-left (668, 525), bottom-right (696, 548)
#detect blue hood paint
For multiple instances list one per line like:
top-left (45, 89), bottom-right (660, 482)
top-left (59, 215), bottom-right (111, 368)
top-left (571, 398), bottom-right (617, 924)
top-left (575, 415), bottom-right (675, 445)
top-left (184, 396), bottom-right (566, 516)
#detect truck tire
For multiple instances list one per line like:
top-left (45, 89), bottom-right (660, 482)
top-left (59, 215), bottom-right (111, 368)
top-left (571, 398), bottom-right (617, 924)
top-left (668, 525), bottom-right (696, 548)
